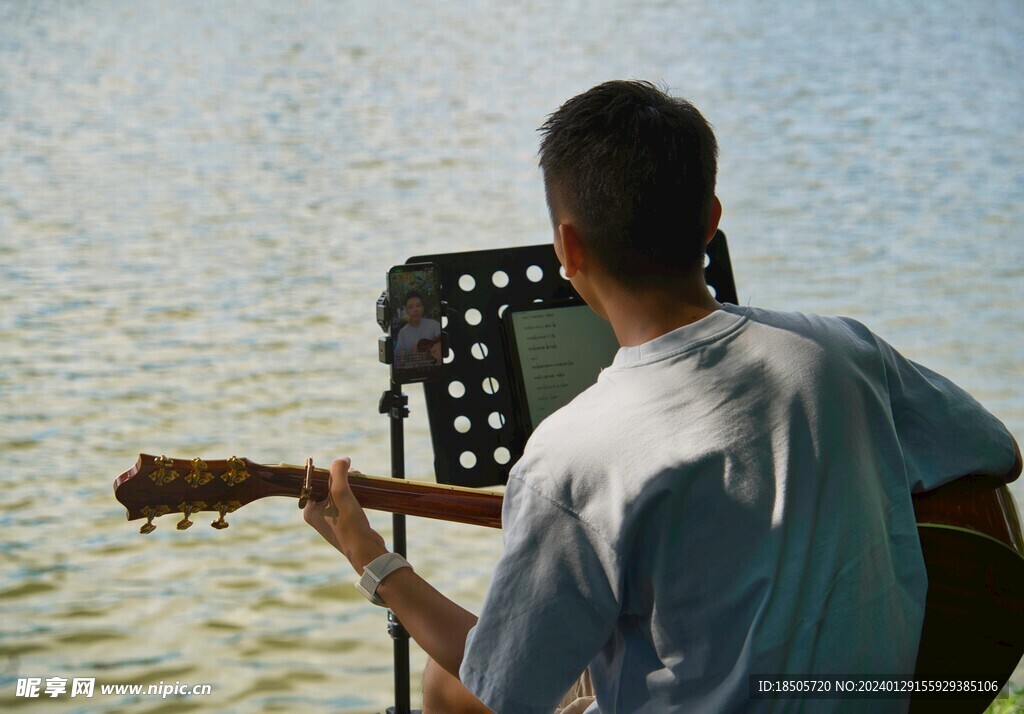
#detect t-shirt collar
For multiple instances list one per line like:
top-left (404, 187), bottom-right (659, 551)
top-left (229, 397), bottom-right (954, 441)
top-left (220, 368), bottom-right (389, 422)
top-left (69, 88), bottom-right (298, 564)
top-left (610, 303), bottom-right (747, 368)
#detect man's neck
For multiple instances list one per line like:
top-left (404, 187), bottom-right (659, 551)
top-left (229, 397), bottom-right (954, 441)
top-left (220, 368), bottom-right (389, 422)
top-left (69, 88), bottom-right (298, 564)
top-left (600, 276), bottom-right (722, 347)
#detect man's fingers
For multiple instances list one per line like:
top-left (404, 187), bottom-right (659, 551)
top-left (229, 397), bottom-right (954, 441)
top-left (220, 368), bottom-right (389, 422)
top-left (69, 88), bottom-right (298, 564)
top-left (329, 457), bottom-right (353, 498)
top-left (302, 457), bottom-right (351, 526)
top-left (327, 457), bottom-right (370, 525)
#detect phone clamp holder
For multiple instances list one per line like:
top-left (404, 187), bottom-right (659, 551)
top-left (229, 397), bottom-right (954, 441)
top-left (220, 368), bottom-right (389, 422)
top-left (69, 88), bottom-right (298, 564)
top-left (378, 390), bottom-right (409, 420)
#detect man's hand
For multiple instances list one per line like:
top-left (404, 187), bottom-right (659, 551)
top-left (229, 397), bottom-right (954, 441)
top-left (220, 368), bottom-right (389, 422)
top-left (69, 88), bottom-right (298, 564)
top-left (430, 341), bottom-right (442, 362)
top-left (302, 458), bottom-right (491, 712)
top-left (303, 458), bottom-right (388, 574)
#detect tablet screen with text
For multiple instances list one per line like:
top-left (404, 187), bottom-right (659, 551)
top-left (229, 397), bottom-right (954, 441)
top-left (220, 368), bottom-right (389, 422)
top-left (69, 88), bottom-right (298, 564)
top-left (505, 302), bottom-right (619, 433)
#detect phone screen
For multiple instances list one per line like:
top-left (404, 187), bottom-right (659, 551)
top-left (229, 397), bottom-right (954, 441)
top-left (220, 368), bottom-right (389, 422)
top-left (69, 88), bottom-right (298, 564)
top-left (388, 262), bottom-right (443, 384)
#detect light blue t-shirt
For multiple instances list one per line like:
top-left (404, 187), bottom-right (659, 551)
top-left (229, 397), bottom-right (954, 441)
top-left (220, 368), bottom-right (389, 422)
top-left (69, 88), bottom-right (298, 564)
top-left (460, 305), bottom-right (1015, 713)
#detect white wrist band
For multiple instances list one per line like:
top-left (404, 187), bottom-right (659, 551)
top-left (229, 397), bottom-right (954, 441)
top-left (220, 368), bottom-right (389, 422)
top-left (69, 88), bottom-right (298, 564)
top-left (355, 552), bottom-right (412, 607)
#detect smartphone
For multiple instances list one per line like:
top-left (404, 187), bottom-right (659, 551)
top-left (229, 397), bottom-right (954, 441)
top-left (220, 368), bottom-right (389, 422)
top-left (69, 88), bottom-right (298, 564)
top-left (388, 262), bottom-right (444, 384)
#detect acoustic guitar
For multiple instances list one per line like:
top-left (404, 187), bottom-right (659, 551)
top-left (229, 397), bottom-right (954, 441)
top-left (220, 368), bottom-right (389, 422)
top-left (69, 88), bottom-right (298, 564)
top-left (114, 454), bottom-right (1024, 712)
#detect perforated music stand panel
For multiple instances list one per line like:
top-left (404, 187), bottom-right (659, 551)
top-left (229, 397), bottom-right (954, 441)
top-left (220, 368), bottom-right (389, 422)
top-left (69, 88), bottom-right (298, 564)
top-left (410, 230), bottom-right (737, 488)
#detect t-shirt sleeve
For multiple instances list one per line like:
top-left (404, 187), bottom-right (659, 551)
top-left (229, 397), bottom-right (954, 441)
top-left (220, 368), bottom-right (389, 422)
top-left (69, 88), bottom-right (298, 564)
top-left (460, 474), bottom-right (619, 714)
top-left (866, 326), bottom-right (1016, 492)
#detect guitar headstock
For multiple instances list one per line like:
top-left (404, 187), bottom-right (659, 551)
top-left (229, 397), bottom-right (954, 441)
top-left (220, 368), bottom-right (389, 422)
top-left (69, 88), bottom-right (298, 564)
top-left (114, 454), bottom-right (324, 534)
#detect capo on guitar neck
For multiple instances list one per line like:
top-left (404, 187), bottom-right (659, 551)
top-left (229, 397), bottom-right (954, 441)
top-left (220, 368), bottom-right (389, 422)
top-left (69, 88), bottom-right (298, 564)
top-left (297, 457), bottom-right (314, 509)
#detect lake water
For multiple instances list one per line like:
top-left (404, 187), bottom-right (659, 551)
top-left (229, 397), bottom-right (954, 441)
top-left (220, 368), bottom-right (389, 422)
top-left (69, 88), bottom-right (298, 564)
top-left (1, 0), bottom-right (1022, 711)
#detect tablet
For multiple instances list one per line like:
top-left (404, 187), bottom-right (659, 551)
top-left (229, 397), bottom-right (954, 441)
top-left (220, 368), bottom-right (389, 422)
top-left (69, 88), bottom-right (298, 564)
top-left (502, 300), bottom-right (620, 436)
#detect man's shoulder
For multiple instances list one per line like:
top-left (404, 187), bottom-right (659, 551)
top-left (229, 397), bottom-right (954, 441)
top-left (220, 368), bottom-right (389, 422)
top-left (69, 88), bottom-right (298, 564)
top-left (733, 304), bottom-right (872, 337)
top-left (724, 305), bottom-right (885, 361)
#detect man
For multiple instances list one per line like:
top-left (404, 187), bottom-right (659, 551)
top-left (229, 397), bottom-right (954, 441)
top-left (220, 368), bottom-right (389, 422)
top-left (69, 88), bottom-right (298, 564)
top-left (305, 81), bottom-right (1022, 712)
top-left (394, 291), bottom-right (442, 367)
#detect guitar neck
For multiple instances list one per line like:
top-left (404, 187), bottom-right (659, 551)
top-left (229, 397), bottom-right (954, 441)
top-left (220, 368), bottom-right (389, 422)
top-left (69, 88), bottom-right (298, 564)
top-left (252, 463), bottom-right (505, 530)
top-left (113, 455), bottom-right (505, 530)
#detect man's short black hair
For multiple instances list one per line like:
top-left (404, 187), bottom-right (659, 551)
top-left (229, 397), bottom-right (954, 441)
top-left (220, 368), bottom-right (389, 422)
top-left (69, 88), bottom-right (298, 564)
top-left (538, 80), bottom-right (718, 286)
top-left (404, 291), bottom-right (424, 306)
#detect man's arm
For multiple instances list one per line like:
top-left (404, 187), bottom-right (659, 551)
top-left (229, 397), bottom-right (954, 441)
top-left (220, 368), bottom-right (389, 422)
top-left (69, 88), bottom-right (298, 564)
top-left (303, 458), bottom-right (492, 711)
top-left (862, 323), bottom-right (1022, 492)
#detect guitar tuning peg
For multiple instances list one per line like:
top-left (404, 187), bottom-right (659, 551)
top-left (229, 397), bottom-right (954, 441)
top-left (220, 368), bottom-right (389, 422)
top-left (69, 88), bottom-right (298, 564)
top-left (176, 501), bottom-right (207, 530)
top-left (138, 506), bottom-right (169, 535)
top-left (211, 501), bottom-right (239, 530)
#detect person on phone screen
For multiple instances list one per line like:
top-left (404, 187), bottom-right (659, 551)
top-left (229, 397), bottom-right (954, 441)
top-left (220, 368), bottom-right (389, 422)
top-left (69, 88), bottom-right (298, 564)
top-left (394, 291), bottom-right (441, 367)
top-left (305, 81), bottom-right (1021, 713)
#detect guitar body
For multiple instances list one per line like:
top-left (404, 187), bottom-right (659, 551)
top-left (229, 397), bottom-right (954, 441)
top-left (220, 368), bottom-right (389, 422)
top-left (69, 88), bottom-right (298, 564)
top-left (115, 456), bottom-right (1024, 710)
top-left (911, 477), bottom-right (1024, 712)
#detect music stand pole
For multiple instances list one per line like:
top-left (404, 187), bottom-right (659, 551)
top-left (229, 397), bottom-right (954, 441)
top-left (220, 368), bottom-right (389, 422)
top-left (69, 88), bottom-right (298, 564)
top-left (380, 380), bottom-right (412, 714)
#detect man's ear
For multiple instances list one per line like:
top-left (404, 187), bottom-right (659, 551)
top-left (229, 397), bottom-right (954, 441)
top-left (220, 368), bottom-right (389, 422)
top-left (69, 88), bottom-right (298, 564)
top-left (557, 222), bottom-right (586, 279)
top-left (705, 196), bottom-right (723, 245)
